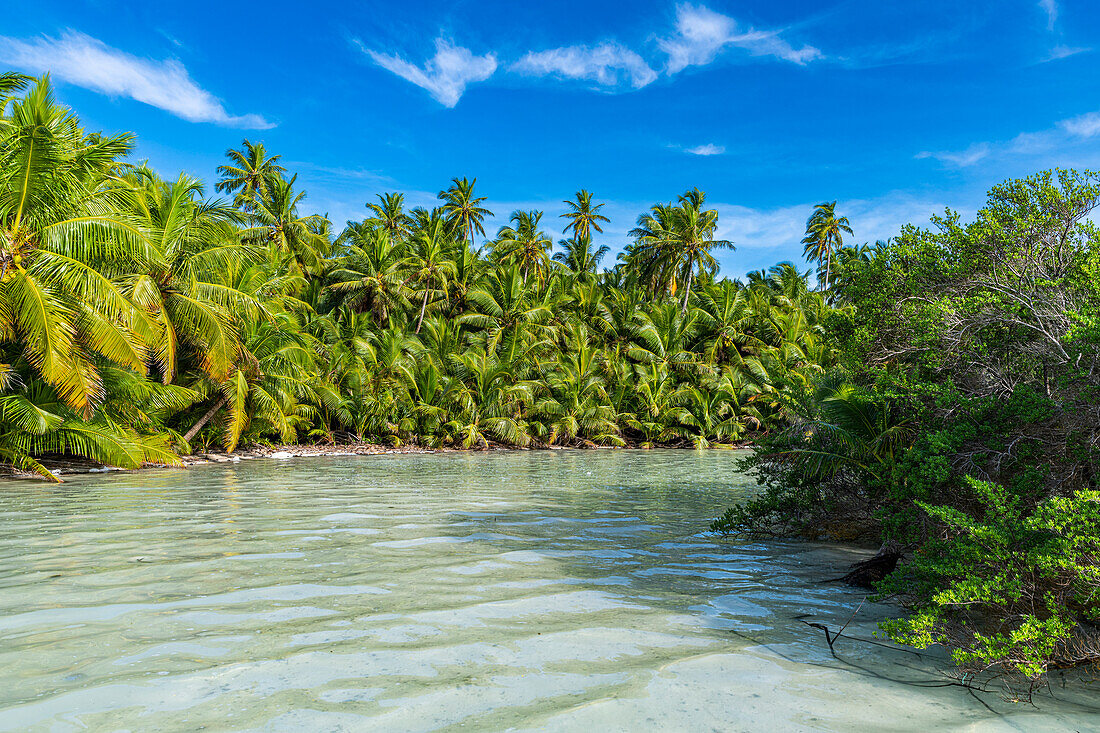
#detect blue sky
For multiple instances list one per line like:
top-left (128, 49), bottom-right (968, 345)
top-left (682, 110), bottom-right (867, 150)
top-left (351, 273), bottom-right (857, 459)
top-left (4, 0), bottom-right (1100, 276)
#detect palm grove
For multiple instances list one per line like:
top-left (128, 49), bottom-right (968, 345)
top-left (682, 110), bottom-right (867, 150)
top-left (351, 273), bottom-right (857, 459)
top-left (3, 73), bottom-right (1097, 691)
top-left (0, 74), bottom-right (830, 476)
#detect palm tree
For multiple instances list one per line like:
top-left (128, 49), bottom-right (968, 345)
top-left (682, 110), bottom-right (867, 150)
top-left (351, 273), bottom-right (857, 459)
top-left (671, 188), bottom-right (734, 314)
top-left (439, 177), bottom-right (492, 251)
top-left (801, 201), bottom-right (852, 292)
top-left (124, 168), bottom-right (266, 385)
top-left (629, 189), bottom-right (734, 314)
top-left (628, 301), bottom-right (703, 374)
top-left (622, 363), bottom-right (680, 447)
top-left (365, 192), bottom-right (410, 243)
top-left (0, 72), bottom-right (30, 102)
top-left (694, 280), bottom-right (757, 365)
top-left (216, 140), bottom-right (286, 211)
top-left (459, 260), bottom-right (554, 354)
top-left (405, 358), bottom-right (454, 444)
top-left (460, 265), bottom-right (554, 361)
top-left (490, 210), bottom-right (553, 283)
top-left (417, 315), bottom-right (465, 373)
top-left (447, 349), bottom-right (532, 448)
top-left (0, 76), bottom-right (193, 476)
top-left (403, 215), bottom-right (457, 333)
top-left (0, 378), bottom-right (185, 480)
top-left (325, 225), bottom-right (410, 326)
top-left (242, 174), bottom-right (330, 275)
top-left (666, 371), bottom-right (755, 448)
top-left (625, 202), bottom-right (680, 297)
top-left (775, 381), bottom-right (912, 483)
top-left (553, 237), bottom-right (610, 278)
top-left (183, 313), bottom-right (324, 451)
top-left (560, 190), bottom-right (610, 245)
top-left (445, 240), bottom-right (483, 314)
top-left (534, 325), bottom-right (622, 446)
top-left (0, 76), bottom-right (151, 417)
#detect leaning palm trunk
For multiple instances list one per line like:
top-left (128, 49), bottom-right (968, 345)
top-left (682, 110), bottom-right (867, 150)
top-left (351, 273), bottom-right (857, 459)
top-left (183, 395), bottom-right (229, 442)
top-left (416, 288), bottom-right (429, 333)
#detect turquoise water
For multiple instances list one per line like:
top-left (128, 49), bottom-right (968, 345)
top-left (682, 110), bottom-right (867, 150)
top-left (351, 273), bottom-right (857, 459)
top-left (0, 450), bottom-right (1094, 731)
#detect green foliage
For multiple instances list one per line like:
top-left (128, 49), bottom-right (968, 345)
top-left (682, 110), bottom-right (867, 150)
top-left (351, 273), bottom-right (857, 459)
top-left (0, 72), bottom-right (831, 479)
top-left (714, 168), bottom-right (1100, 691)
top-left (880, 479), bottom-right (1100, 688)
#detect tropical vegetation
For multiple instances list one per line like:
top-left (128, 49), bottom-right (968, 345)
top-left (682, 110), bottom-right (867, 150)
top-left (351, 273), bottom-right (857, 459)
top-left (0, 73), bottom-right (829, 480)
top-left (714, 169), bottom-right (1100, 696)
top-left (4, 72), bottom-right (1096, 695)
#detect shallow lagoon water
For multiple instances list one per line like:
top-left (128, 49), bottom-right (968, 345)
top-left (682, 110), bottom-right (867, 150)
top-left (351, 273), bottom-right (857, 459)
top-left (0, 450), bottom-right (1095, 731)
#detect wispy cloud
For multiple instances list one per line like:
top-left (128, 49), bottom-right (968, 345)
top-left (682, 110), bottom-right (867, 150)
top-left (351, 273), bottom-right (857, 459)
top-left (1039, 0), bottom-right (1058, 31)
top-left (1060, 110), bottom-right (1100, 138)
top-left (0, 30), bottom-right (271, 128)
top-left (1042, 44), bottom-right (1089, 62)
top-left (658, 3), bottom-right (822, 74)
top-left (363, 4), bottom-right (821, 104)
top-left (511, 42), bottom-right (657, 89)
top-left (686, 143), bottom-right (725, 156)
top-left (917, 108), bottom-right (1100, 169)
top-left (915, 143), bottom-right (991, 168)
top-left (285, 161), bottom-right (395, 185)
top-left (360, 37), bottom-right (496, 107)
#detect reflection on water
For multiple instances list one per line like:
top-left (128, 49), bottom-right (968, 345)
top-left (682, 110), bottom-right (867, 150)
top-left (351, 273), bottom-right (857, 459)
top-left (0, 450), bottom-right (1094, 731)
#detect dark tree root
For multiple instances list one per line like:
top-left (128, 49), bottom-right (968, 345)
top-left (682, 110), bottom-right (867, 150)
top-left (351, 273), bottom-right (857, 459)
top-left (827, 541), bottom-right (904, 587)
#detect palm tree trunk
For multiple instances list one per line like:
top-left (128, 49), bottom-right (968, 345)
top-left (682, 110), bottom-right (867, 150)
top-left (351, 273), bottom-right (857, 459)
top-left (681, 255), bottom-right (694, 315)
top-left (824, 250), bottom-right (831, 293)
top-left (184, 395), bottom-right (228, 442)
top-left (415, 288), bottom-right (429, 333)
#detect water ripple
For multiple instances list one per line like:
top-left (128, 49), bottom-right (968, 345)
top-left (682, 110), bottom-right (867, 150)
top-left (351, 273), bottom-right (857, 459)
top-left (0, 450), bottom-right (1093, 731)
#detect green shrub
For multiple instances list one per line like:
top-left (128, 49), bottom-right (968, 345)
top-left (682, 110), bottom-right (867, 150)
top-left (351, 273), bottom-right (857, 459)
top-left (879, 478), bottom-right (1100, 692)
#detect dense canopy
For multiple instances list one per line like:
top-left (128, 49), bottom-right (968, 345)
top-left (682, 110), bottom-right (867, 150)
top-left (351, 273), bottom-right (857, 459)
top-left (0, 73), bottom-right (829, 479)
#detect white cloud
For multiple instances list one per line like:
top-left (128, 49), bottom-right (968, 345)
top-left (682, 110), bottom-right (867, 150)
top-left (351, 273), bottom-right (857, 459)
top-left (1043, 44), bottom-right (1088, 61)
top-left (686, 143), bottom-right (725, 156)
top-left (658, 3), bottom-right (822, 74)
top-left (511, 42), bottom-right (656, 89)
top-left (1039, 0), bottom-right (1058, 31)
top-left (915, 143), bottom-right (991, 168)
top-left (362, 37), bottom-right (496, 107)
top-left (0, 30), bottom-right (271, 128)
top-left (1007, 130), bottom-right (1055, 155)
top-left (1059, 110), bottom-right (1100, 138)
